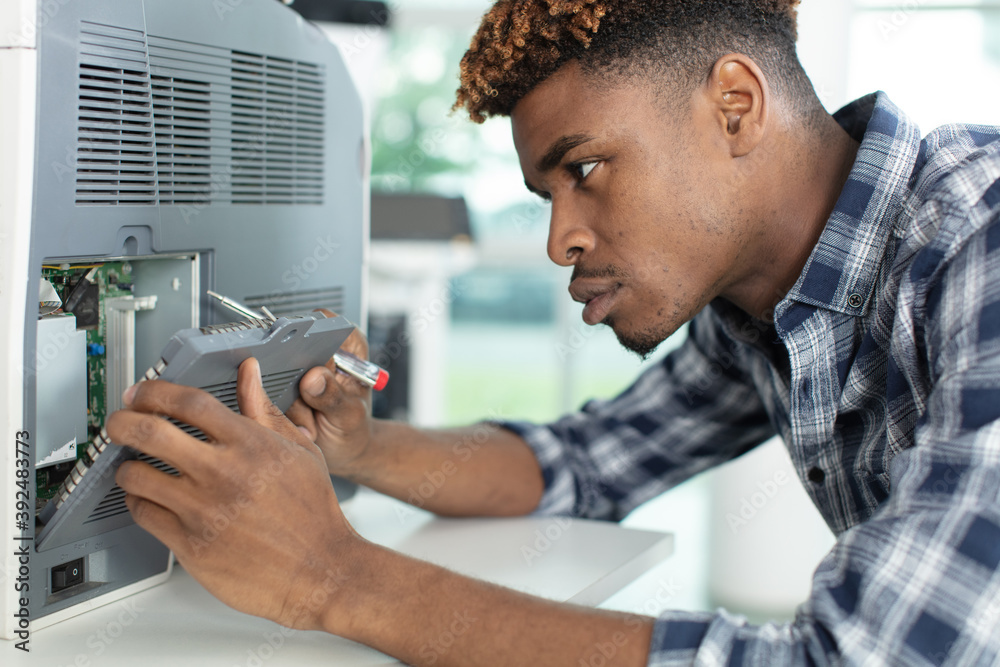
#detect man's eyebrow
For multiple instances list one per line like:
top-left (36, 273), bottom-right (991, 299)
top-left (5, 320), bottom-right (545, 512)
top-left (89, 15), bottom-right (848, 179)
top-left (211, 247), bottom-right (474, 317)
top-left (536, 134), bottom-right (594, 174)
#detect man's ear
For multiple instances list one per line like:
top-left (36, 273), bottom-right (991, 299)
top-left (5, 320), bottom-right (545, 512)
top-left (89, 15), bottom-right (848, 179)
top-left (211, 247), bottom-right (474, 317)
top-left (706, 54), bottom-right (769, 158)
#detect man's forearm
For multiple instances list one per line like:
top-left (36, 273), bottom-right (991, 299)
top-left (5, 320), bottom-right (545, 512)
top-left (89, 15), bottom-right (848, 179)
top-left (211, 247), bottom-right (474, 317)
top-left (339, 420), bottom-right (545, 517)
top-left (329, 539), bottom-right (654, 667)
top-left (112, 367), bottom-right (643, 665)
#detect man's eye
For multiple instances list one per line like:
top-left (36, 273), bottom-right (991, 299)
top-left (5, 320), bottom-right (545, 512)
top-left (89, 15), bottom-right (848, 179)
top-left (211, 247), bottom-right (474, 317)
top-left (572, 161), bottom-right (599, 182)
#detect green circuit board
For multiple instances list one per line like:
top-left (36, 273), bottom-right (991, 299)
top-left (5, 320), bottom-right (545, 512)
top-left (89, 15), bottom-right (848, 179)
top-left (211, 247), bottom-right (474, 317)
top-left (37, 262), bottom-right (135, 501)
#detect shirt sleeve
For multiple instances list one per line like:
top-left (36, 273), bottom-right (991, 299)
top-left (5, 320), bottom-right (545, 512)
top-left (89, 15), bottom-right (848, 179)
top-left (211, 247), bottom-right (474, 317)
top-left (644, 208), bottom-right (1000, 664)
top-left (501, 308), bottom-right (777, 521)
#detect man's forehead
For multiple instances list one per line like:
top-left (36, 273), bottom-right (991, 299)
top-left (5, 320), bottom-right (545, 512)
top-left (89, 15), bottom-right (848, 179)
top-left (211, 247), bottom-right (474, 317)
top-left (510, 66), bottom-right (657, 165)
top-left (511, 66), bottom-right (610, 151)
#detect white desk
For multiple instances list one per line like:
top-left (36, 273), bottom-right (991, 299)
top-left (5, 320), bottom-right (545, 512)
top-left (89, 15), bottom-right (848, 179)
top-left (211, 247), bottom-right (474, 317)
top-left (7, 489), bottom-right (672, 666)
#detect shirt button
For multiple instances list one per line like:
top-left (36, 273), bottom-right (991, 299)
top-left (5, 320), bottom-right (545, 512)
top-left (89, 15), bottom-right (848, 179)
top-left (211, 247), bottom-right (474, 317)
top-left (807, 467), bottom-right (825, 484)
top-left (848, 293), bottom-right (863, 309)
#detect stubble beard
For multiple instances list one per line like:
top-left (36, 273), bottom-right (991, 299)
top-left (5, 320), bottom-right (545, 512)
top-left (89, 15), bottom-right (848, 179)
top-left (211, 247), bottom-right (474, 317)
top-left (603, 314), bottom-right (672, 360)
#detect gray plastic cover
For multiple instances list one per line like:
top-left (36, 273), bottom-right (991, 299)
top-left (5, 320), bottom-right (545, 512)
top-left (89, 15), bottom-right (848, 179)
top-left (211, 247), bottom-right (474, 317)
top-left (36, 312), bottom-right (353, 550)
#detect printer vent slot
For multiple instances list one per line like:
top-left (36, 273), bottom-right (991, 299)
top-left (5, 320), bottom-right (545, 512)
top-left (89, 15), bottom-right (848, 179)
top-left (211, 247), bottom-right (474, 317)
top-left (229, 51), bottom-right (326, 205)
top-left (197, 368), bottom-right (305, 412)
top-left (151, 75), bottom-right (212, 205)
top-left (147, 36), bottom-right (225, 206)
top-left (244, 287), bottom-right (345, 317)
top-left (75, 22), bottom-right (156, 206)
top-left (76, 31), bottom-right (326, 208)
top-left (82, 455), bottom-right (178, 525)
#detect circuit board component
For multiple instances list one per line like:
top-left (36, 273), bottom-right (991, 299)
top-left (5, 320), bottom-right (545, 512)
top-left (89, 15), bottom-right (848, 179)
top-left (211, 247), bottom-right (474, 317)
top-left (37, 262), bottom-right (157, 505)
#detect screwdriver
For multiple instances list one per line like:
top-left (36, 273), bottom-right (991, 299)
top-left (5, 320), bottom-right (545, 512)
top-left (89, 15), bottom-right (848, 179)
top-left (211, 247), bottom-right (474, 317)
top-left (206, 290), bottom-right (388, 391)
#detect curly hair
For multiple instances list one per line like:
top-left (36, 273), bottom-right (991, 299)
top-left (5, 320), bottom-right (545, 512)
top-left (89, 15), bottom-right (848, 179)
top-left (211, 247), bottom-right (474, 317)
top-left (455, 0), bottom-right (814, 123)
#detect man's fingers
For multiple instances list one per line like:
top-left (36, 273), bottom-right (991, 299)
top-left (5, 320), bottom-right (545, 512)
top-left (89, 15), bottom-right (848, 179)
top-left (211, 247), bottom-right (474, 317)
top-left (120, 480), bottom-right (186, 546)
top-left (299, 365), bottom-right (353, 414)
top-left (313, 308), bottom-right (369, 359)
top-left (123, 494), bottom-right (202, 563)
top-left (340, 328), bottom-right (369, 360)
top-left (237, 358), bottom-right (310, 444)
top-left (107, 409), bottom-right (205, 475)
top-left (122, 378), bottom-right (244, 443)
top-left (117, 460), bottom-right (196, 516)
top-left (286, 398), bottom-right (318, 440)
top-left (311, 307), bottom-right (372, 389)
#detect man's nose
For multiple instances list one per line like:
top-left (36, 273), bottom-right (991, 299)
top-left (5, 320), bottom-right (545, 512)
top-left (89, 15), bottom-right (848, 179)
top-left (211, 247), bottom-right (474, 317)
top-left (546, 201), bottom-right (595, 267)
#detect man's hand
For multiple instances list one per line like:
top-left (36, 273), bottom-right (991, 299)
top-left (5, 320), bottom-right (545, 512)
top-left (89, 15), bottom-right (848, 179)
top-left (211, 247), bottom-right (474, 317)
top-left (285, 309), bottom-right (378, 476)
top-left (108, 358), bottom-right (361, 631)
top-left (108, 358), bottom-right (652, 666)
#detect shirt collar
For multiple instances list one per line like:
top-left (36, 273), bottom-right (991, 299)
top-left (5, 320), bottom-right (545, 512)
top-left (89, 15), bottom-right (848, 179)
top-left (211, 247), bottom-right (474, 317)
top-left (774, 92), bottom-right (923, 329)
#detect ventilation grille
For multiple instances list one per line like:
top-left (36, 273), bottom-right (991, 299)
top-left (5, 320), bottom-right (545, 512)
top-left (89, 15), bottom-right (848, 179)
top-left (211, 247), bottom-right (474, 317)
top-left (75, 22), bottom-right (156, 206)
top-left (82, 454), bottom-right (178, 525)
top-left (244, 287), bottom-right (345, 317)
top-left (81, 368), bottom-right (304, 524)
top-left (75, 25), bottom-right (326, 207)
top-left (229, 51), bottom-right (325, 204)
top-left (151, 74), bottom-right (212, 204)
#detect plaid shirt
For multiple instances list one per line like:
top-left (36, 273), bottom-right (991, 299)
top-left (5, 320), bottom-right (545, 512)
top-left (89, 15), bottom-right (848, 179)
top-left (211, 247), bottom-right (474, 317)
top-left (503, 93), bottom-right (1000, 666)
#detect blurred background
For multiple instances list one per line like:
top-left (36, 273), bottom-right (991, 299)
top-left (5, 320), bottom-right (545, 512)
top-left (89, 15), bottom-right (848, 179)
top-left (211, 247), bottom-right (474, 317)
top-left (304, 0), bottom-right (1000, 622)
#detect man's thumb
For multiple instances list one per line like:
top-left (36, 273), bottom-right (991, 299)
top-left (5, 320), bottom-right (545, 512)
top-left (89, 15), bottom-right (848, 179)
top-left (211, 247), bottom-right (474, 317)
top-left (237, 358), bottom-right (300, 439)
top-left (299, 365), bottom-right (346, 412)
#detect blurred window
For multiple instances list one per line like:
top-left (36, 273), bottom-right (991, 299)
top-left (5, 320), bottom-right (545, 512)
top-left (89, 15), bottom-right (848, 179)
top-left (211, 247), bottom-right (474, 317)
top-left (369, 6), bottom-right (666, 427)
top-left (847, 1), bottom-right (1000, 128)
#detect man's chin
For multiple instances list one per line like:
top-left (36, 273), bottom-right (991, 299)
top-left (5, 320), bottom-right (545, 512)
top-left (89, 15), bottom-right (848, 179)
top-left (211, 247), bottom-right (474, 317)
top-left (604, 316), bottom-right (668, 361)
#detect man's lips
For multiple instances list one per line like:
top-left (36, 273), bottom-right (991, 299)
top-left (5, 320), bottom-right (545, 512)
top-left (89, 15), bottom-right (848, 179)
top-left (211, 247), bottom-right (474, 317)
top-left (570, 280), bottom-right (621, 326)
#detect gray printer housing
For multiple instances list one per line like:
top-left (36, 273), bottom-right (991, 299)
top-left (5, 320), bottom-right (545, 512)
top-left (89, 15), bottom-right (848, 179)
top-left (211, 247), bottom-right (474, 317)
top-left (23, 0), bottom-right (365, 624)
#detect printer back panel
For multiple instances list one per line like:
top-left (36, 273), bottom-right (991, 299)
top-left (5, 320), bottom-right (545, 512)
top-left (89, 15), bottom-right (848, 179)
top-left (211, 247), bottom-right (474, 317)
top-left (0, 0), bottom-right (366, 636)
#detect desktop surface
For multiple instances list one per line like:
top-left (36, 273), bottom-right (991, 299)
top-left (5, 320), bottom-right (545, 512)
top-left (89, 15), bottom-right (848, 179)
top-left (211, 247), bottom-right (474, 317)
top-left (7, 489), bottom-right (673, 666)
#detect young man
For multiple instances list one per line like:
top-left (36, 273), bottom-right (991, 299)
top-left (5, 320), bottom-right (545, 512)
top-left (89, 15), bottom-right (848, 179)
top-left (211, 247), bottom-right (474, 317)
top-left (110, 0), bottom-right (1000, 664)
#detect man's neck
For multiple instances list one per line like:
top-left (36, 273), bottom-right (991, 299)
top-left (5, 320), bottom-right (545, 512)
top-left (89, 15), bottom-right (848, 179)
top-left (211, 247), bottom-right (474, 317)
top-left (726, 112), bottom-right (861, 321)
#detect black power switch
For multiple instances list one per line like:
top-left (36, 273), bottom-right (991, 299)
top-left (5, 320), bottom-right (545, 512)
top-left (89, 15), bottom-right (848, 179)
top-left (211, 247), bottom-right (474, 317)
top-left (51, 558), bottom-right (85, 593)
